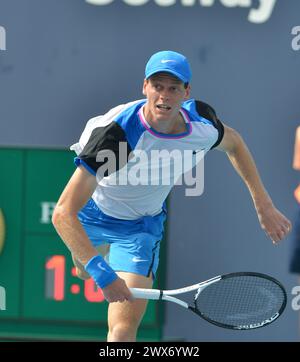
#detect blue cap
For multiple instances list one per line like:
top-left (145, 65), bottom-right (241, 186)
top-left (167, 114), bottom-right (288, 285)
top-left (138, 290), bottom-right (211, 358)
top-left (145, 51), bottom-right (192, 84)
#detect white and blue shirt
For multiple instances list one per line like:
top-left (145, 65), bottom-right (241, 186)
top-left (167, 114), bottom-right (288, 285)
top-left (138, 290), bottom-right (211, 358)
top-left (71, 99), bottom-right (224, 220)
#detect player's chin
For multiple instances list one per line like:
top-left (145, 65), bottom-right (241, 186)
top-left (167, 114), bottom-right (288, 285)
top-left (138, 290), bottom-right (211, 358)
top-left (155, 108), bottom-right (172, 117)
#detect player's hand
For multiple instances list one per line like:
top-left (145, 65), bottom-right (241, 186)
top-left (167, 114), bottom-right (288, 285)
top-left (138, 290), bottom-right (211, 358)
top-left (256, 204), bottom-right (292, 244)
top-left (294, 184), bottom-right (300, 204)
top-left (101, 277), bottom-right (134, 303)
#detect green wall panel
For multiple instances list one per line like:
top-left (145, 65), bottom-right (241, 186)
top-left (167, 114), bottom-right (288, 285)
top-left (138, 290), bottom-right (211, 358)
top-left (24, 150), bottom-right (75, 233)
top-left (0, 149), bottom-right (23, 318)
top-left (0, 147), bottom-right (164, 340)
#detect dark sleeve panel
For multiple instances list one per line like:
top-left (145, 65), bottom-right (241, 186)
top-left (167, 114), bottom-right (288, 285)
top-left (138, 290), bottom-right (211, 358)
top-left (195, 100), bottom-right (224, 149)
top-left (78, 121), bottom-right (132, 175)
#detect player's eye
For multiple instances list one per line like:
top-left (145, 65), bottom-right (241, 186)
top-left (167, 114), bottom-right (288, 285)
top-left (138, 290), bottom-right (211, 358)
top-left (154, 84), bottom-right (162, 91)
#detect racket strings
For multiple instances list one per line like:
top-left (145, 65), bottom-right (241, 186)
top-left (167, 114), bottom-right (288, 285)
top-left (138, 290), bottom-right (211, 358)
top-left (194, 275), bottom-right (286, 329)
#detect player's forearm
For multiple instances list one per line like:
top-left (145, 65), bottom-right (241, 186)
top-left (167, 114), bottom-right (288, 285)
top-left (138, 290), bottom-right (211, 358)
top-left (52, 207), bottom-right (119, 289)
top-left (52, 207), bottom-right (98, 266)
top-left (226, 134), bottom-right (273, 210)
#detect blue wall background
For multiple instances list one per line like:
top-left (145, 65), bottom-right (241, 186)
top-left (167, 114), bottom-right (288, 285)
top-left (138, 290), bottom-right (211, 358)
top-left (0, 0), bottom-right (299, 341)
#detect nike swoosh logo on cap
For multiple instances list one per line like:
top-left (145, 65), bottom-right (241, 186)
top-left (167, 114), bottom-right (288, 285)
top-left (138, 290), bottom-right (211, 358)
top-left (161, 59), bottom-right (177, 63)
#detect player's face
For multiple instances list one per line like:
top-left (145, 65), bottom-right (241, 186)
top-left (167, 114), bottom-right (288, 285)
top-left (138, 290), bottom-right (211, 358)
top-left (143, 73), bottom-right (190, 122)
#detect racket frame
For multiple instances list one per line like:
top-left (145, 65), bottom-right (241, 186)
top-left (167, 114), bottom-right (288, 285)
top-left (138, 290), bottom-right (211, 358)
top-left (130, 272), bottom-right (287, 330)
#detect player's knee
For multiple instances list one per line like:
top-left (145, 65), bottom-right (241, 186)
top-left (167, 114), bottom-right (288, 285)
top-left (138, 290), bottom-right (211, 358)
top-left (108, 322), bottom-right (137, 342)
top-left (75, 267), bottom-right (90, 280)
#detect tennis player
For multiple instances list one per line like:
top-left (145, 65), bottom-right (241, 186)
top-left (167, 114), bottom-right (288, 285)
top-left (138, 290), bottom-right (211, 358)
top-left (52, 50), bottom-right (291, 342)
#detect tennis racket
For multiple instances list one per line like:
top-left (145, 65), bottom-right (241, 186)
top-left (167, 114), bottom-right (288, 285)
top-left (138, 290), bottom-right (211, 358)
top-left (130, 272), bottom-right (287, 330)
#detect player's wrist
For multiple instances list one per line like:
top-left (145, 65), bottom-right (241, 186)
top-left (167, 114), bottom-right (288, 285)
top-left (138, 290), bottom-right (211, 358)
top-left (252, 192), bottom-right (273, 211)
top-left (85, 255), bottom-right (118, 289)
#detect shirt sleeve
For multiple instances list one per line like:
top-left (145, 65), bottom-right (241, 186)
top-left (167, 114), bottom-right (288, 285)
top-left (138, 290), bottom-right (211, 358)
top-left (75, 121), bottom-right (132, 176)
top-left (194, 100), bottom-right (224, 149)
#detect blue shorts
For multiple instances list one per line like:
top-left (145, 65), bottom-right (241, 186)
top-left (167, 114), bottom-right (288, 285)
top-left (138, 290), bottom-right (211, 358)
top-left (78, 199), bottom-right (166, 279)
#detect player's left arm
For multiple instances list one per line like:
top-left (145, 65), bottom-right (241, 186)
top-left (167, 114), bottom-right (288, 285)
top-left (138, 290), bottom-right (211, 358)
top-left (216, 124), bottom-right (292, 244)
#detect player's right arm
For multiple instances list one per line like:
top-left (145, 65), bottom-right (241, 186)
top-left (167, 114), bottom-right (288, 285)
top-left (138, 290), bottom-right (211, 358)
top-left (52, 165), bottom-right (133, 303)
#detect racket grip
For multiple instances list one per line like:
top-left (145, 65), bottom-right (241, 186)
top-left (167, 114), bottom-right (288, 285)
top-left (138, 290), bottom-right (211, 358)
top-left (130, 288), bottom-right (161, 300)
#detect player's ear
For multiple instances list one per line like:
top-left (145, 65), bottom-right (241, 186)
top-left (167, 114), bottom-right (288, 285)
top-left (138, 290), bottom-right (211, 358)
top-left (142, 78), bottom-right (148, 96)
top-left (184, 84), bottom-right (191, 100)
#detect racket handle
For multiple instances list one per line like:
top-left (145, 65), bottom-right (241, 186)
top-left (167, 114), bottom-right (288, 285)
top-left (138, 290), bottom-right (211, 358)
top-left (130, 287), bottom-right (161, 300)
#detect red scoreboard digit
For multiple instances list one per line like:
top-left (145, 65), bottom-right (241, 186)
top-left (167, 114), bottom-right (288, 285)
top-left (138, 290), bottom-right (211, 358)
top-left (45, 255), bottom-right (105, 303)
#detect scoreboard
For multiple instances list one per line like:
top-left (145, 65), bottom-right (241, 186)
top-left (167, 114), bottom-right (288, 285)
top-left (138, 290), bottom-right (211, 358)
top-left (0, 148), bottom-right (165, 341)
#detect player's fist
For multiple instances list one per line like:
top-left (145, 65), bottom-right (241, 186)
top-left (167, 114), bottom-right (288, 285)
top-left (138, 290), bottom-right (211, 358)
top-left (257, 204), bottom-right (292, 244)
top-left (102, 277), bottom-right (134, 303)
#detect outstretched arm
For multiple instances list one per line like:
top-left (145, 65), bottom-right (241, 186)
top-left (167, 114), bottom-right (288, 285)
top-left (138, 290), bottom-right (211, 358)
top-left (216, 125), bottom-right (291, 244)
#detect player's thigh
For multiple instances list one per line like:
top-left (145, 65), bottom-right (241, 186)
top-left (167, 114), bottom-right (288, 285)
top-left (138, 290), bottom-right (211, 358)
top-left (108, 271), bottom-right (153, 328)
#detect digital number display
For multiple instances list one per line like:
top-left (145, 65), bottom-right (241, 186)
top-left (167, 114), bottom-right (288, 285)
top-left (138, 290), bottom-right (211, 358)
top-left (45, 255), bottom-right (105, 303)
